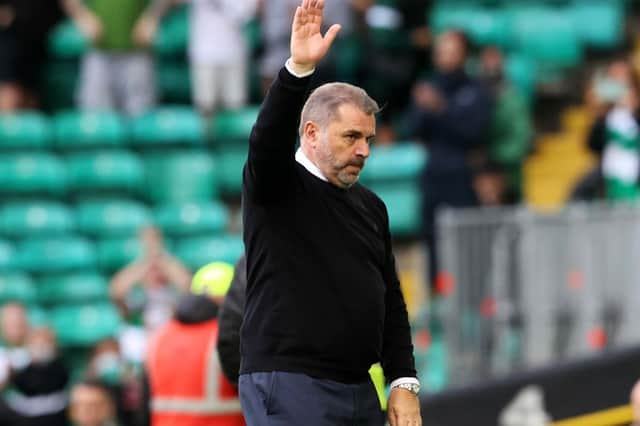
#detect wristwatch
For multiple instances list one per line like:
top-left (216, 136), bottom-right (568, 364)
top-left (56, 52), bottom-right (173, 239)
top-left (393, 382), bottom-right (421, 395)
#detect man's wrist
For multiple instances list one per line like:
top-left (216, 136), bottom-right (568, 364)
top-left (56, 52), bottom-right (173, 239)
top-left (390, 377), bottom-right (421, 395)
top-left (285, 58), bottom-right (316, 78)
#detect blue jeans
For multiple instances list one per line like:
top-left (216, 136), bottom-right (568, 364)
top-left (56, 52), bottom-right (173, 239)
top-left (239, 371), bottom-right (384, 426)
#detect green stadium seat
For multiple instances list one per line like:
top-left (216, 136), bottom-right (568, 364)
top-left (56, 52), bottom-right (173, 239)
top-left (144, 151), bottom-right (217, 203)
top-left (0, 202), bottom-right (75, 238)
top-left (216, 148), bottom-right (247, 196)
top-left (154, 201), bottom-right (229, 237)
top-left (75, 200), bottom-right (152, 237)
top-left (38, 273), bottom-right (109, 305)
top-left (51, 303), bottom-right (121, 347)
top-left (0, 153), bottom-right (66, 196)
top-left (65, 150), bottom-right (144, 194)
top-left (153, 5), bottom-right (189, 58)
top-left (96, 237), bottom-right (142, 272)
top-left (0, 240), bottom-right (14, 271)
top-left (0, 274), bottom-right (36, 305)
top-left (54, 110), bottom-right (128, 149)
top-left (361, 143), bottom-right (427, 184)
top-left (131, 107), bottom-right (204, 146)
top-left (48, 19), bottom-right (88, 59)
top-left (16, 237), bottom-right (96, 273)
top-left (371, 183), bottom-right (422, 237)
top-left (176, 235), bottom-right (244, 270)
top-left (158, 62), bottom-right (191, 104)
top-left (28, 306), bottom-right (49, 327)
top-left (431, 5), bottom-right (509, 47)
top-left (0, 112), bottom-right (52, 149)
top-left (568, 1), bottom-right (623, 49)
top-left (505, 54), bottom-right (537, 103)
top-left (212, 107), bottom-right (259, 144)
top-left (509, 8), bottom-right (582, 68)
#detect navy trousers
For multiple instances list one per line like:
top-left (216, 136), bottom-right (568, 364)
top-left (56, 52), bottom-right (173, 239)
top-left (239, 371), bottom-right (384, 426)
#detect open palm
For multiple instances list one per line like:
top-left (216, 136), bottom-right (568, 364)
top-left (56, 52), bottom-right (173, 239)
top-left (290, 0), bottom-right (341, 71)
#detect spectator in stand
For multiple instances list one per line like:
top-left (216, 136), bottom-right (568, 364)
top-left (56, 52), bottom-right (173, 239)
top-left (407, 30), bottom-right (491, 289)
top-left (0, 0), bottom-right (63, 111)
top-left (572, 59), bottom-right (638, 201)
top-left (110, 226), bottom-right (191, 332)
top-left (362, 0), bottom-right (432, 143)
top-left (0, 303), bottom-right (31, 380)
top-left (186, 0), bottom-right (258, 118)
top-left (477, 46), bottom-right (532, 205)
top-left (69, 380), bottom-right (121, 426)
top-left (3, 328), bottom-right (69, 426)
top-left (61, 0), bottom-right (175, 115)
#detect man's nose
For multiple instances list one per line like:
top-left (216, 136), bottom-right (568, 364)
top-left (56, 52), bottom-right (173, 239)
top-left (355, 139), bottom-right (370, 158)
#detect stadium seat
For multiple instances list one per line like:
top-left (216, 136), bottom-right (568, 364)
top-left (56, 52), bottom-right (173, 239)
top-left (431, 5), bottom-right (509, 47)
top-left (96, 237), bottom-right (142, 272)
top-left (0, 240), bottom-right (14, 271)
top-left (176, 235), bottom-right (244, 270)
top-left (154, 201), bottom-right (229, 237)
top-left (361, 143), bottom-right (427, 184)
top-left (53, 110), bottom-right (128, 149)
top-left (0, 202), bottom-right (75, 238)
top-left (16, 237), bottom-right (96, 273)
top-left (0, 112), bottom-right (52, 149)
top-left (216, 148), bottom-right (247, 196)
top-left (48, 19), bottom-right (88, 59)
top-left (28, 306), bottom-right (49, 327)
top-left (212, 107), bottom-right (259, 145)
top-left (144, 151), bottom-right (218, 203)
top-left (131, 107), bottom-right (204, 146)
top-left (568, 1), bottom-right (623, 49)
top-left (158, 62), bottom-right (192, 104)
top-left (51, 303), bottom-right (121, 347)
top-left (65, 150), bottom-right (144, 194)
top-left (153, 5), bottom-right (189, 58)
top-left (0, 273), bottom-right (37, 305)
top-left (371, 184), bottom-right (422, 237)
top-left (505, 54), bottom-right (537, 103)
top-left (75, 199), bottom-right (152, 237)
top-left (38, 273), bottom-right (109, 305)
top-left (509, 7), bottom-right (582, 68)
top-left (0, 153), bottom-right (67, 196)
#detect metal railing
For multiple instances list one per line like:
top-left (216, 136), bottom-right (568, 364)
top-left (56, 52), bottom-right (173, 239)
top-left (436, 202), bottom-right (640, 387)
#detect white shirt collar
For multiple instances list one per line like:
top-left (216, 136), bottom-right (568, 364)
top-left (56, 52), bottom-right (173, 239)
top-left (295, 148), bottom-right (328, 182)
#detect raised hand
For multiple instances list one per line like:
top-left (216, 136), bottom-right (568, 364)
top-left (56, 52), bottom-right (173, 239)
top-left (290, 0), bottom-right (341, 75)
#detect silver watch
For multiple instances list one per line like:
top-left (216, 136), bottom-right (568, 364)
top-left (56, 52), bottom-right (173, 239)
top-left (394, 382), bottom-right (420, 395)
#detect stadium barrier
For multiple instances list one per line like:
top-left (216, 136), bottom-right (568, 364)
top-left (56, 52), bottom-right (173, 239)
top-left (420, 345), bottom-right (640, 425)
top-left (436, 202), bottom-right (640, 387)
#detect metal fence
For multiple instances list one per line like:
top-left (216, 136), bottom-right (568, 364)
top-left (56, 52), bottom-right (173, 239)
top-left (436, 202), bottom-right (640, 387)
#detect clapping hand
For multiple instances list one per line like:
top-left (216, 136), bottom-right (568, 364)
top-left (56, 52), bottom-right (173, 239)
top-left (289, 0), bottom-right (341, 75)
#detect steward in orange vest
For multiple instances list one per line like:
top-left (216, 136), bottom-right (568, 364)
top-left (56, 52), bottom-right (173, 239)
top-left (146, 263), bottom-right (244, 426)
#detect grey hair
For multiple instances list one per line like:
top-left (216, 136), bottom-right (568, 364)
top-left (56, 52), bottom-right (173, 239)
top-left (299, 82), bottom-right (380, 137)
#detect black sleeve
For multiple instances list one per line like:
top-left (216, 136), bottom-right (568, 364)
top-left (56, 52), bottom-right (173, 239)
top-left (587, 117), bottom-right (607, 155)
top-left (379, 203), bottom-right (417, 383)
top-left (243, 66), bottom-right (313, 202)
top-left (217, 256), bottom-right (247, 385)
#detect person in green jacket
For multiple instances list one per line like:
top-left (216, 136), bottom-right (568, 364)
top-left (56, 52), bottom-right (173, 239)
top-left (478, 46), bottom-right (533, 204)
top-left (61, 0), bottom-right (174, 115)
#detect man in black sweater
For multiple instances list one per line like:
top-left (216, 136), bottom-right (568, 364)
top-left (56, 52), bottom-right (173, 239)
top-left (240, 1), bottom-right (421, 425)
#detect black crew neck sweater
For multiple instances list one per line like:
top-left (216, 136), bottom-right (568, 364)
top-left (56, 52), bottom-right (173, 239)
top-left (240, 67), bottom-right (416, 384)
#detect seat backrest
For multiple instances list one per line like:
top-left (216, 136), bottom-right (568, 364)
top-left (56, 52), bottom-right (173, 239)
top-left (175, 234), bottom-right (244, 270)
top-left (0, 112), bottom-right (52, 150)
top-left (75, 199), bottom-right (152, 237)
top-left (16, 237), bottom-right (96, 273)
top-left (154, 201), bottom-right (229, 237)
top-left (65, 150), bottom-right (144, 194)
top-left (0, 201), bottom-right (76, 238)
top-left (0, 153), bottom-right (67, 196)
top-left (54, 110), bottom-right (128, 149)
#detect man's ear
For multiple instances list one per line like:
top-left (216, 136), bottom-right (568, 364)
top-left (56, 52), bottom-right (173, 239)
top-left (303, 121), bottom-right (319, 148)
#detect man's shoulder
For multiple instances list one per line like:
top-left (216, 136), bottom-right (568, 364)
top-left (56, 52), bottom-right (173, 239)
top-left (352, 183), bottom-right (387, 212)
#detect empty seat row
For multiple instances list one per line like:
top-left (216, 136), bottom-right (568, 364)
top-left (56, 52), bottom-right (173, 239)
top-left (0, 200), bottom-right (230, 239)
top-left (0, 149), bottom-right (240, 200)
top-left (0, 107), bottom-right (259, 150)
top-left (0, 272), bottom-right (108, 306)
top-left (0, 234), bottom-right (244, 274)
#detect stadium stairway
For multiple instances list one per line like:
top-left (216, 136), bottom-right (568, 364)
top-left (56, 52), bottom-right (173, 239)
top-left (523, 106), bottom-right (596, 211)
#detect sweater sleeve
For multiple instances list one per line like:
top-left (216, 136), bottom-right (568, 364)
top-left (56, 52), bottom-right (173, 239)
top-left (243, 66), bottom-right (313, 202)
top-left (380, 204), bottom-right (417, 383)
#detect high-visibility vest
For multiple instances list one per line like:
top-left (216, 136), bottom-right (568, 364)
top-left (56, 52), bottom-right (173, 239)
top-left (147, 318), bottom-right (244, 426)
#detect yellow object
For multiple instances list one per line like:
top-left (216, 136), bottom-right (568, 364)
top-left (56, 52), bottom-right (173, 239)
top-left (369, 363), bottom-right (387, 411)
top-left (191, 262), bottom-right (235, 297)
top-left (552, 405), bottom-right (632, 426)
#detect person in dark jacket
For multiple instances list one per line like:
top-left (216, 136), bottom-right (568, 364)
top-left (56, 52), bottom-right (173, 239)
top-left (240, 1), bottom-right (420, 425)
top-left (407, 30), bottom-right (492, 289)
top-left (217, 256), bottom-right (246, 385)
